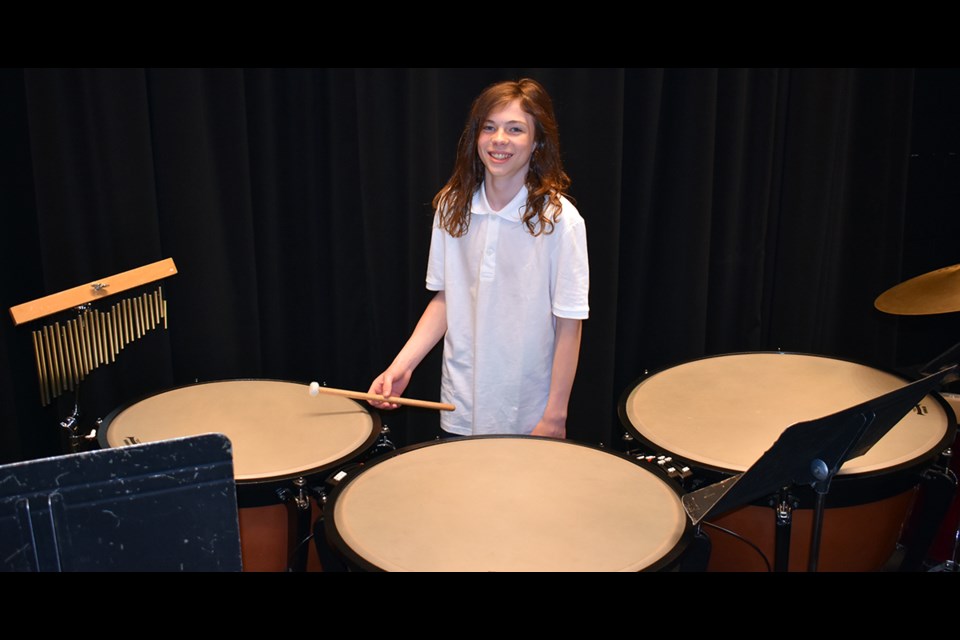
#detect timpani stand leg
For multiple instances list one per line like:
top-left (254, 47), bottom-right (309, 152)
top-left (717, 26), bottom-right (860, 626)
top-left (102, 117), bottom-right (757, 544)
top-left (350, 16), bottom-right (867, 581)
top-left (679, 525), bottom-right (713, 572)
top-left (275, 478), bottom-right (313, 572)
top-left (59, 394), bottom-right (83, 454)
top-left (809, 492), bottom-right (828, 572)
top-left (773, 489), bottom-right (796, 573)
top-left (898, 463), bottom-right (958, 571)
top-left (946, 528), bottom-right (960, 571)
top-left (807, 458), bottom-right (835, 573)
top-left (310, 478), bottom-right (352, 572)
top-left (311, 510), bottom-right (348, 572)
top-left (301, 425), bottom-right (396, 572)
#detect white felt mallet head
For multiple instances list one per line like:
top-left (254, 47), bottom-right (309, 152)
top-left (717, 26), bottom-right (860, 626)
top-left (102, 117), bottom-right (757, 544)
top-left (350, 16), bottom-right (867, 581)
top-left (309, 381), bottom-right (320, 397)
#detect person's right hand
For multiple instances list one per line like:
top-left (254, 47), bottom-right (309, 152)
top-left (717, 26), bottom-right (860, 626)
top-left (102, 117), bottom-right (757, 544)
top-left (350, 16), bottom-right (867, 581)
top-left (367, 366), bottom-right (412, 410)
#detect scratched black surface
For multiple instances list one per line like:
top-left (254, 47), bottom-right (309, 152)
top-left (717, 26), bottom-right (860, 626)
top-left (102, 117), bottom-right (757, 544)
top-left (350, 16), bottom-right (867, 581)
top-left (0, 433), bottom-right (242, 571)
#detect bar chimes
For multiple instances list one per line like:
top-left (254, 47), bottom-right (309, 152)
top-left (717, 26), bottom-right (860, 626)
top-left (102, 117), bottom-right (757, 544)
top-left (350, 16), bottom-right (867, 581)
top-left (9, 259), bottom-right (178, 407)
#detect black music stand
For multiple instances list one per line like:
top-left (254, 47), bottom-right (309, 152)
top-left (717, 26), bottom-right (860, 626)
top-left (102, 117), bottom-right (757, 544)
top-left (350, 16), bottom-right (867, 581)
top-left (919, 340), bottom-right (960, 381)
top-left (0, 433), bottom-right (242, 572)
top-left (682, 365), bottom-right (957, 572)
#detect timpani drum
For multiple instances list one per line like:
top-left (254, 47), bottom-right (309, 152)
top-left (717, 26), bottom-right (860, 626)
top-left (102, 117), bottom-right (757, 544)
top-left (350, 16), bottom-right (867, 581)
top-left (98, 379), bottom-right (381, 572)
top-left (618, 352), bottom-right (956, 572)
top-left (323, 436), bottom-right (691, 572)
top-left (928, 391), bottom-right (960, 565)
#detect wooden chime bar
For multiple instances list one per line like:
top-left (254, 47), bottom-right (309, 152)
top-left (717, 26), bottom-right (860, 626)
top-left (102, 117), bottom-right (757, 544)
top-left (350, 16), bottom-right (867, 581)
top-left (9, 258), bottom-right (177, 326)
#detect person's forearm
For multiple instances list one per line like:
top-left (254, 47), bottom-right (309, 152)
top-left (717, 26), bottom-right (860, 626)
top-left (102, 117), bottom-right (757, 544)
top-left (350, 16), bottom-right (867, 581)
top-left (390, 291), bottom-right (447, 371)
top-left (368, 291), bottom-right (447, 409)
top-left (542, 317), bottom-right (582, 423)
top-left (531, 318), bottom-right (582, 437)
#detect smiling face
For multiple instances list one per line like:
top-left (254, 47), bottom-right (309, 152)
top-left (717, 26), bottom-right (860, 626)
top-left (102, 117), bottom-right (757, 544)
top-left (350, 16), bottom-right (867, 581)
top-left (476, 98), bottom-right (538, 190)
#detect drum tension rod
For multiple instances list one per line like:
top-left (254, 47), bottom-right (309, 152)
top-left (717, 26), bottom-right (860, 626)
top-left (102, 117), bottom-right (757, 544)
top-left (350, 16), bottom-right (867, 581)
top-left (621, 432), bottom-right (643, 457)
top-left (370, 425), bottom-right (397, 458)
top-left (276, 478), bottom-right (312, 512)
top-left (308, 485), bottom-right (328, 507)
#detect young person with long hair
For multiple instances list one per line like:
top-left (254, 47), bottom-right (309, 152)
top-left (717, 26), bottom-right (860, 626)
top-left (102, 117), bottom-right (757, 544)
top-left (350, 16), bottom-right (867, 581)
top-left (368, 78), bottom-right (589, 438)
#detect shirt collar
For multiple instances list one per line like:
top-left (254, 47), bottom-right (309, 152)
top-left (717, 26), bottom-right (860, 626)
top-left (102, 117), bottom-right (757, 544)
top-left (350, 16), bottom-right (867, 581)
top-left (472, 183), bottom-right (528, 222)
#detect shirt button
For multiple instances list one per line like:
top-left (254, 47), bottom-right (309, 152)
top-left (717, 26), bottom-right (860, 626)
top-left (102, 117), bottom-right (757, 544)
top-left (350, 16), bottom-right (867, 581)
top-left (486, 248), bottom-right (494, 256)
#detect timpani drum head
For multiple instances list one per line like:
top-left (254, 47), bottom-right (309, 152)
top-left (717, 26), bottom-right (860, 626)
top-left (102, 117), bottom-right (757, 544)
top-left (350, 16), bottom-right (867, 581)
top-left (99, 379), bottom-right (379, 486)
top-left (620, 353), bottom-right (953, 477)
top-left (325, 436), bottom-right (690, 572)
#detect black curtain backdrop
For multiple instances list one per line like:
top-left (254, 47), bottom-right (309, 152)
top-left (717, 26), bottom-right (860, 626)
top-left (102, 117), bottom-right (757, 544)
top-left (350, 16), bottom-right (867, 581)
top-left (2, 68), bottom-right (957, 464)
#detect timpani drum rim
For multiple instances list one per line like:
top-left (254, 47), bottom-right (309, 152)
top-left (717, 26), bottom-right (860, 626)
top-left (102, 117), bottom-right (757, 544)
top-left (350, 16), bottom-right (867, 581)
top-left (324, 435), bottom-right (692, 573)
top-left (97, 378), bottom-right (382, 505)
top-left (618, 352), bottom-right (956, 502)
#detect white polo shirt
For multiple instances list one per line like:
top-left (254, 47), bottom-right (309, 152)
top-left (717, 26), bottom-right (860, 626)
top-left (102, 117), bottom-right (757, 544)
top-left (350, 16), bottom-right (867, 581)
top-left (426, 184), bottom-right (590, 435)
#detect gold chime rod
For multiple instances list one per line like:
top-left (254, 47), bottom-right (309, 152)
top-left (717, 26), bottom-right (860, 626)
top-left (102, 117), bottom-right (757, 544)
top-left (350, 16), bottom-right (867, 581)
top-left (26, 283), bottom-right (173, 406)
top-left (32, 330), bottom-right (47, 406)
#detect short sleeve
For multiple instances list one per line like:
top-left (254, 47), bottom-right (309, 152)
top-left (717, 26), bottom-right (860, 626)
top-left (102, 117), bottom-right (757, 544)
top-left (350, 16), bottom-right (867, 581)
top-left (425, 212), bottom-right (445, 291)
top-left (552, 216), bottom-right (590, 320)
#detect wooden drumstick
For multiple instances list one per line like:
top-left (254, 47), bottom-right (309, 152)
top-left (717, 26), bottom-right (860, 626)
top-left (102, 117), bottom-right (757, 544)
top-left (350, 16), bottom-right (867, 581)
top-left (308, 382), bottom-right (455, 411)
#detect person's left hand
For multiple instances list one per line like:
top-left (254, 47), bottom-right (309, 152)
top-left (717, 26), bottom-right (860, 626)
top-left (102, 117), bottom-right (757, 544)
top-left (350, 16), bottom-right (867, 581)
top-left (530, 416), bottom-right (566, 439)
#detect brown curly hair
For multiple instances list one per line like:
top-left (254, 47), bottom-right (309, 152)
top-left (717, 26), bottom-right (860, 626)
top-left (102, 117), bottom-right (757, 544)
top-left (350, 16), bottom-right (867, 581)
top-left (432, 78), bottom-right (571, 237)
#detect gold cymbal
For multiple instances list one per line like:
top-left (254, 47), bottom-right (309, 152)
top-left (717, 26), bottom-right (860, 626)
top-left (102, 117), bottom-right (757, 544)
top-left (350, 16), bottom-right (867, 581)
top-left (875, 263), bottom-right (960, 315)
